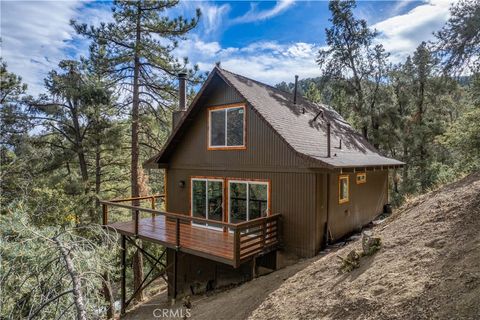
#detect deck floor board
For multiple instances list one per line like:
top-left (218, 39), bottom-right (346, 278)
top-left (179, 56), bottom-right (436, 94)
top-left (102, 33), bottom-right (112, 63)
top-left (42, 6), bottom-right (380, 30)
top-left (107, 216), bottom-right (235, 262)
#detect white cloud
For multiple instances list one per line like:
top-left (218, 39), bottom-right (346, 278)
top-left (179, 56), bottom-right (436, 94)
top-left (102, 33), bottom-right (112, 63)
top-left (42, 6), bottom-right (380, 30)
top-left (231, 0), bottom-right (295, 24)
top-left (200, 2), bottom-right (230, 34)
top-left (176, 1), bottom-right (230, 38)
top-left (176, 37), bottom-right (322, 85)
top-left (0, 1), bottom-right (112, 95)
top-left (1, 1), bottom-right (82, 95)
top-left (373, 0), bottom-right (454, 63)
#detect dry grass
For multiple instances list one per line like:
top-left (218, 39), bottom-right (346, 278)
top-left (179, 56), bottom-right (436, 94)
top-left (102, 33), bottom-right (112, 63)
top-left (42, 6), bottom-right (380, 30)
top-left (250, 172), bottom-right (480, 320)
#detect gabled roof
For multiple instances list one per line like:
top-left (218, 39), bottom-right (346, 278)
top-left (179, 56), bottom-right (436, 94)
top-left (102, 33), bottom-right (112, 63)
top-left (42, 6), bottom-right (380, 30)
top-left (144, 66), bottom-right (404, 169)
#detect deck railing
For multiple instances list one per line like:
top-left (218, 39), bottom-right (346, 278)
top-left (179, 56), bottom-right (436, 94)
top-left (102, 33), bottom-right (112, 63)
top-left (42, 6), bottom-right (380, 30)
top-left (100, 196), bottom-right (281, 267)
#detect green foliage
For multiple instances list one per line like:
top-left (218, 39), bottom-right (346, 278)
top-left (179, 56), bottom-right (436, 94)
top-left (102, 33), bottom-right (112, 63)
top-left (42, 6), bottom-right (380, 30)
top-left (437, 107), bottom-right (480, 174)
top-left (317, 0), bottom-right (390, 147)
top-left (434, 0), bottom-right (480, 74)
top-left (0, 206), bottom-right (118, 319)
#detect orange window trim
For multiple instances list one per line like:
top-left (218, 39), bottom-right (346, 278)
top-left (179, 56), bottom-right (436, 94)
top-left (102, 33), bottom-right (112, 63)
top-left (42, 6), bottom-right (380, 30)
top-left (207, 103), bottom-right (247, 151)
top-left (226, 178), bottom-right (272, 222)
top-left (356, 172), bottom-right (367, 184)
top-left (338, 174), bottom-right (350, 204)
top-left (189, 176), bottom-right (225, 220)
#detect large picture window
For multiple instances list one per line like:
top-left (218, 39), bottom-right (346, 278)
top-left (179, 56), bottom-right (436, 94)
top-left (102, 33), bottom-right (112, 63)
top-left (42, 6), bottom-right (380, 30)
top-left (208, 104), bottom-right (245, 149)
top-left (228, 180), bottom-right (269, 223)
top-left (191, 178), bottom-right (224, 229)
top-left (339, 175), bottom-right (349, 204)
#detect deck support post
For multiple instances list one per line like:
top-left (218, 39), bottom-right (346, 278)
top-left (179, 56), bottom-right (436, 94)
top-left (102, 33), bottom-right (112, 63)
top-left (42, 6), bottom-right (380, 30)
top-left (233, 229), bottom-right (240, 268)
top-left (150, 196), bottom-right (156, 218)
top-left (173, 250), bottom-right (178, 300)
top-left (121, 235), bottom-right (126, 315)
top-left (102, 204), bottom-right (108, 226)
top-left (134, 209), bottom-right (139, 236)
top-left (173, 218), bottom-right (180, 300)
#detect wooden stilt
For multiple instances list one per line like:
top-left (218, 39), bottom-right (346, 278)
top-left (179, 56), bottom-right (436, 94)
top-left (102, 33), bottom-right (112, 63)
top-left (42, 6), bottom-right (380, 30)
top-left (173, 250), bottom-right (178, 300)
top-left (121, 235), bottom-right (126, 315)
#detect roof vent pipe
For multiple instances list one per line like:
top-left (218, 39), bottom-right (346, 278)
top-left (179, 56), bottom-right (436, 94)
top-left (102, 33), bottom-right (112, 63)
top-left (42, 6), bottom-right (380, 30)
top-left (293, 75), bottom-right (299, 105)
top-left (172, 72), bottom-right (187, 128)
top-left (178, 72), bottom-right (187, 111)
top-left (327, 122), bottom-right (331, 158)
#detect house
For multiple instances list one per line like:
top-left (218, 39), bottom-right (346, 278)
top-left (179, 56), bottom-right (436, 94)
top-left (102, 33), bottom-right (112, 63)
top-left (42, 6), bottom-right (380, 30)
top-left (102, 66), bottom-right (403, 309)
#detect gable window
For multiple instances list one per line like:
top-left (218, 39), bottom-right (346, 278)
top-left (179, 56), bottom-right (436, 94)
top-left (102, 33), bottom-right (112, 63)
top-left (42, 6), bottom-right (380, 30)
top-left (191, 177), bottom-right (224, 229)
top-left (339, 175), bottom-right (349, 204)
top-left (356, 172), bottom-right (367, 184)
top-left (208, 104), bottom-right (246, 149)
top-left (228, 180), bottom-right (269, 223)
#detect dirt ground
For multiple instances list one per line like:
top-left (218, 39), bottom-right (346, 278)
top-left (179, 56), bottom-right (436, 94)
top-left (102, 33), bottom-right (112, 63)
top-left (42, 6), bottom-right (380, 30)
top-left (123, 173), bottom-right (480, 320)
top-left (123, 258), bottom-right (315, 320)
top-left (250, 173), bottom-right (480, 320)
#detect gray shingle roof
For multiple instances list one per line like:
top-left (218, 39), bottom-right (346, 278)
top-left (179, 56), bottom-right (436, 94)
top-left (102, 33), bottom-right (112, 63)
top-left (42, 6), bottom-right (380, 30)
top-left (145, 67), bottom-right (403, 168)
top-left (217, 68), bottom-right (403, 168)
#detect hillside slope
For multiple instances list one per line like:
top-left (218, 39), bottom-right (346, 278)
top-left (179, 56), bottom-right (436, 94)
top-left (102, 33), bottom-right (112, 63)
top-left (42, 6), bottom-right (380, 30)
top-left (250, 173), bottom-right (480, 320)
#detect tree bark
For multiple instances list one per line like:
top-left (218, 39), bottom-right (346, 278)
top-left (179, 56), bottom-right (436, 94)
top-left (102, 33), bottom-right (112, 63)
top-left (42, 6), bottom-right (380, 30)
top-left (53, 237), bottom-right (87, 320)
top-left (131, 1), bottom-right (144, 302)
top-left (102, 272), bottom-right (115, 319)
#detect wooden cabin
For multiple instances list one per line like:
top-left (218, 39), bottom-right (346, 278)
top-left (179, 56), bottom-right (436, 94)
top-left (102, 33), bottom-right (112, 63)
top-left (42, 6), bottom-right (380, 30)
top-left (102, 66), bottom-right (403, 309)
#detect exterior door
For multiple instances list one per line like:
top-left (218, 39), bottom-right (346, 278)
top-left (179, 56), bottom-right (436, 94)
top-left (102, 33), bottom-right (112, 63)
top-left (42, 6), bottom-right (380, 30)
top-left (228, 180), bottom-right (269, 223)
top-left (191, 178), bottom-right (223, 229)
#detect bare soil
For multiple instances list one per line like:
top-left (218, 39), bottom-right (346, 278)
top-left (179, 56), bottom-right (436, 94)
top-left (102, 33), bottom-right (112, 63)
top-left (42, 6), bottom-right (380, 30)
top-left (250, 173), bottom-right (480, 320)
top-left (122, 258), bottom-right (314, 320)
top-left (123, 173), bottom-right (480, 319)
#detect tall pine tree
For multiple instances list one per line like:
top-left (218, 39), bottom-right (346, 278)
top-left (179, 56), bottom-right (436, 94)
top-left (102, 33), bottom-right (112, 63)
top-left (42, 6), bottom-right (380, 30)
top-left (72, 0), bottom-right (201, 301)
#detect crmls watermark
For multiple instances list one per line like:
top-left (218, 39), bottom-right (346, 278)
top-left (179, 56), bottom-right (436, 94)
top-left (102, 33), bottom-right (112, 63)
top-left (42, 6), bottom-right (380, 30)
top-left (152, 308), bottom-right (191, 318)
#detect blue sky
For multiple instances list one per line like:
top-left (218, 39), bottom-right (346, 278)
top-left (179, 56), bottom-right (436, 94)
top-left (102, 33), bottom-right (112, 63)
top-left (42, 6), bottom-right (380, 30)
top-left (1, 0), bottom-right (454, 95)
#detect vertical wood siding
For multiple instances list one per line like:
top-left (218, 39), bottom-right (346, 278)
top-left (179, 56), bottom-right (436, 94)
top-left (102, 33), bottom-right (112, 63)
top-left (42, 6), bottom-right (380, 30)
top-left (166, 168), bottom-right (318, 258)
top-left (327, 170), bottom-right (388, 240)
top-left (169, 76), bottom-right (312, 170)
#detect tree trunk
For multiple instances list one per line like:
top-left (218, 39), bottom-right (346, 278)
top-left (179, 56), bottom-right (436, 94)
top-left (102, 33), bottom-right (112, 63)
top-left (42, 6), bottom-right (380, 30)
top-left (95, 138), bottom-right (101, 222)
top-left (131, 1), bottom-right (144, 302)
top-left (71, 104), bottom-right (89, 193)
top-left (102, 272), bottom-right (115, 319)
top-left (418, 79), bottom-right (427, 192)
top-left (53, 237), bottom-right (87, 320)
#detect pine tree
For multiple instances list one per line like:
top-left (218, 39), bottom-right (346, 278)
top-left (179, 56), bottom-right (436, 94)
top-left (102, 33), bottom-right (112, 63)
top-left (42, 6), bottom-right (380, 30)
top-left (29, 60), bottom-right (112, 223)
top-left (72, 0), bottom-right (201, 301)
top-left (434, 0), bottom-right (480, 74)
top-left (316, 0), bottom-right (389, 148)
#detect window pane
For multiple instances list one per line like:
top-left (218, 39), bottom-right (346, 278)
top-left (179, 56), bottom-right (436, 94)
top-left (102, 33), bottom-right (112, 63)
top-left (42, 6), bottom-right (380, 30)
top-left (227, 107), bottom-right (244, 146)
top-left (229, 182), bottom-right (247, 223)
top-left (192, 180), bottom-right (206, 224)
top-left (340, 178), bottom-right (348, 201)
top-left (208, 181), bottom-right (223, 222)
top-left (249, 183), bottom-right (268, 220)
top-left (210, 110), bottom-right (225, 146)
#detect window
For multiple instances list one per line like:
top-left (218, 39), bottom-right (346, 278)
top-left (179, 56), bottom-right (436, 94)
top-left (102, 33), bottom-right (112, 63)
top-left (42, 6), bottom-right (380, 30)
top-left (339, 175), bottom-right (349, 204)
top-left (228, 180), bottom-right (269, 223)
top-left (191, 178), bottom-right (224, 229)
top-left (208, 104), bottom-right (245, 149)
top-left (356, 172), bottom-right (367, 184)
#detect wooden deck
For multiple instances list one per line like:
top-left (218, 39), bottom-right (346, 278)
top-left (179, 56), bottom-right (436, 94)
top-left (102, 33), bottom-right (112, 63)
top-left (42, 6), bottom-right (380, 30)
top-left (108, 216), bottom-right (236, 264)
top-left (101, 196), bottom-right (281, 267)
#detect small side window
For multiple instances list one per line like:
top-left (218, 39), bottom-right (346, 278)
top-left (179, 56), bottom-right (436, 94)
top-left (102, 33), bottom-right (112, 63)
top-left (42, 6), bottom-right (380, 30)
top-left (356, 172), bottom-right (366, 184)
top-left (339, 175), bottom-right (349, 204)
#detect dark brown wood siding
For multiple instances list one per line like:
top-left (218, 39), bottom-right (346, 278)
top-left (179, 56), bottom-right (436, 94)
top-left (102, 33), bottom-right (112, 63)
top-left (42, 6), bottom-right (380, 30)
top-left (166, 168), bottom-right (317, 258)
top-left (327, 170), bottom-right (388, 240)
top-left (168, 77), bottom-right (314, 170)
top-left (315, 173), bottom-right (328, 253)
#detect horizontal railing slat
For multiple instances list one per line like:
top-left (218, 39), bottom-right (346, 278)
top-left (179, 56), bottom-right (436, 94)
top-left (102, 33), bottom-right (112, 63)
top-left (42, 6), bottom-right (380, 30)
top-left (101, 196), bottom-right (281, 267)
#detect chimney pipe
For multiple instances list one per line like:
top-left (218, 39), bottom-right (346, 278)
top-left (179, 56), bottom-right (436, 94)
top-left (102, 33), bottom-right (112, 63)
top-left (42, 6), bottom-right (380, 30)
top-left (293, 75), bottom-right (299, 105)
top-left (327, 122), bottom-right (331, 158)
top-left (178, 72), bottom-right (187, 111)
top-left (172, 72), bottom-right (187, 128)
